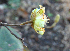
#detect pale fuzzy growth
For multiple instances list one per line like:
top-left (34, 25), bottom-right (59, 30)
top-left (31, 5), bottom-right (50, 35)
top-left (54, 14), bottom-right (60, 23)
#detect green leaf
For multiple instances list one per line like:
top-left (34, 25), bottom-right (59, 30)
top-left (8, 0), bottom-right (21, 9)
top-left (47, 13), bottom-right (53, 17)
top-left (0, 26), bottom-right (23, 51)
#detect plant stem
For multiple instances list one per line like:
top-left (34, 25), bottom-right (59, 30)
top-left (0, 20), bottom-right (33, 47)
top-left (0, 20), bottom-right (33, 26)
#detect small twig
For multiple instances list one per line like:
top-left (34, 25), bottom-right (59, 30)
top-left (5, 26), bottom-right (27, 48)
top-left (5, 26), bottom-right (23, 41)
top-left (0, 22), bottom-right (20, 26)
top-left (45, 14), bottom-right (60, 29)
top-left (45, 23), bottom-right (56, 29)
top-left (20, 20), bottom-right (33, 25)
top-left (0, 20), bottom-right (33, 26)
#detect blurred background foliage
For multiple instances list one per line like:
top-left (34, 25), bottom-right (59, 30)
top-left (8, 0), bottom-right (21, 9)
top-left (0, 0), bottom-right (70, 51)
